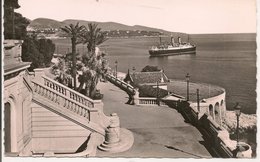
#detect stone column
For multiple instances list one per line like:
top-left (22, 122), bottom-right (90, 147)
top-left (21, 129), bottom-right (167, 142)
top-left (133, 88), bottom-right (139, 105)
top-left (98, 113), bottom-right (121, 152)
top-left (98, 113), bottom-right (134, 153)
top-left (33, 68), bottom-right (45, 84)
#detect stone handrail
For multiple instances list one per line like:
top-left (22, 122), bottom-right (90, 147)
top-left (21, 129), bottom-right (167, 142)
top-left (138, 97), bottom-right (166, 106)
top-left (32, 80), bottom-right (94, 121)
top-left (24, 69), bottom-right (34, 89)
top-left (106, 74), bottom-right (135, 94)
top-left (41, 75), bottom-right (101, 109)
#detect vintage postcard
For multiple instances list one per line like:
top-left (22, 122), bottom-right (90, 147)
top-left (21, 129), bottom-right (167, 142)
top-left (2, 0), bottom-right (258, 161)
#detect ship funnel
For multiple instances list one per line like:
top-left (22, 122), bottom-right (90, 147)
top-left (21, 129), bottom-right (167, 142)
top-left (171, 37), bottom-right (174, 45)
top-left (178, 37), bottom-right (181, 44)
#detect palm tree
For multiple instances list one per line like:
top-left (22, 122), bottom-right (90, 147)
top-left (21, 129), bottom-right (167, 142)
top-left (80, 23), bottom-right (108, 98)
top-left (60, 22), bottom-right (85, 90)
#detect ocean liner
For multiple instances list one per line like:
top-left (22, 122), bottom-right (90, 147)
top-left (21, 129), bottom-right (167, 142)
top-left (149, 36), bottom-right (196, 56)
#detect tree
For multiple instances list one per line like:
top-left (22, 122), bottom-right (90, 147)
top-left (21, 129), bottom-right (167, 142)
top-left (79, 23), bottom-right (108, 98)
top-left (60, 23), bottom-right (85, 90)
top-left (4, 0), bottom-right (30, 39)
top-left (21, 36), bottom-right (45, 71)
top-left (141, 65), bottom-right (161, 72)
top-left (21, 35), bottom-right (56, 71)
top-left (38, 39), bottom-right (56, 66)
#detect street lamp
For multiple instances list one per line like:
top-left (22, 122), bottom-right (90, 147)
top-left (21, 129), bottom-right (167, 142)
top-left (115, 60), bottom-right (118, 78)
top-left (234, 103), bottom-right (241, 148)
top-left (186, 73), bottom-right (190, 101)
top-left (156, 81), bottom-right (160, 105)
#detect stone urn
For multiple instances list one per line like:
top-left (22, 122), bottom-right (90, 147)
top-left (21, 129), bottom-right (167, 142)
top-left (235, 142), bottom-right (252, 158)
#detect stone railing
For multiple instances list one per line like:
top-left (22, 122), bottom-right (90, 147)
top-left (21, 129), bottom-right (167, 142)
top-left (23, 69), bottom-right (34, 89)
top-left (32, 80), bottom-right (93, 121)
top-left (106, 74), bottom-right (135, 95)
top-left (137, 97), bottom-right (167, 106)
top-left (41, 75), bottom-right (101, 109)
top-left (187, 110), bottom-right (252, 158)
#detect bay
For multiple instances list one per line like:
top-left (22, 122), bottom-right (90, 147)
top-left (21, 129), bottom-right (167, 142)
top-left (53, 33), bottom-right (257, 114)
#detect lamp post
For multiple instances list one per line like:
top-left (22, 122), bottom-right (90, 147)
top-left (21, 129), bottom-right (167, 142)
top-left (186, 73), bottom-right (190, 101)
top-left (156, 81), bottom-right (160, 105)
top-left (115, 60), bottom-right (118, 78)
top-left (132, 66), bottom-right (136, 72)
top-left (234, 103), bottom-right (241, 149)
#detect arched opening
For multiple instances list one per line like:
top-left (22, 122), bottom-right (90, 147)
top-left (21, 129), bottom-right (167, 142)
top-left (4, 102), bottom-right (11, 153)
top-left (4, 97), bottom-right (18, 154)
top-left (214, 102), bottom-right (221, 125)
top-left (209, 104), bottom-right (214, 119)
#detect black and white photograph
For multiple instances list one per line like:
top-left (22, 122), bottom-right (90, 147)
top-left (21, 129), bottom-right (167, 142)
top-left (2, 0), bottom-right (258, 160)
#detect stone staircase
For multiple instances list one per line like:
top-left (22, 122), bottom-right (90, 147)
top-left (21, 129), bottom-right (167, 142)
top-left (23, 69), bottom-right (133, 156)
top-left (31, 74), bottom-right (110, 136)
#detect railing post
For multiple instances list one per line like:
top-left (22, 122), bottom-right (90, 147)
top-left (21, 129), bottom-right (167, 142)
top-left (89, 102), bottom-right (104, 124)
top-left (33, 68), bottom-right (45, 84)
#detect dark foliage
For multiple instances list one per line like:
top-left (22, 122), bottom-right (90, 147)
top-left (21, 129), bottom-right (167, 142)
top-left (141, 65), bottom-right (161, 72)
top-left (4, 0), bottom-right (30, 39)
top-left (21, 36), bottom-right (55, 71)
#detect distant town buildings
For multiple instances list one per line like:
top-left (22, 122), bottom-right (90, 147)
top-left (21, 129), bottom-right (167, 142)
top-left (27, 26), bottom-right (164, 38)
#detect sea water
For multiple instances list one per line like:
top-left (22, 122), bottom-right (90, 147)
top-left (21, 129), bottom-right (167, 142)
top-left (53, 33), bottom-right (257, 156)
top-left (53, 34), bottom-right (257, 114)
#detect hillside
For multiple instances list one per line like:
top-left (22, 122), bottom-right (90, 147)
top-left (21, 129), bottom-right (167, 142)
top-left (29, 18), bottom-right (65, 29)
top-left (28, 18), bottom-right (184, 36)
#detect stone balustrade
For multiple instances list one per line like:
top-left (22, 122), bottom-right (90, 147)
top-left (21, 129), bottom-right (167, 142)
top-left (106, 74), bottom-right (135, 95)
top-left (42, 75), bottom-right (101, 109)
top-left (138, 97), bottom-right (166, 106)
top-left (32, 80), bottom-right (91, 120)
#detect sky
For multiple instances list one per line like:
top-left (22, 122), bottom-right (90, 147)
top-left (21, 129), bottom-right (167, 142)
top-left (16, 0), bottom-right (257, 34)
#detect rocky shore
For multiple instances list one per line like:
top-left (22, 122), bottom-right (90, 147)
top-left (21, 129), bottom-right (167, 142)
top-left (222, 111), bottom-right (257, 133)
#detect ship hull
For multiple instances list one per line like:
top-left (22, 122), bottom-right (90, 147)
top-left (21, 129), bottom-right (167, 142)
top-left (149, 46), bottom-right (196, 57)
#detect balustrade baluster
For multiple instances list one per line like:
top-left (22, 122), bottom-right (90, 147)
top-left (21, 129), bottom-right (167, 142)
top-left (45, 89), bottom-right (49, 99)
top-left (50, 91), bottom-right (54, 101)
top-left (38, 85), bottom-right (42, 94)
top-left (83, 109), bottom-right (87, 117)
top-left (74, 104), bottom-right (77, 112)
top-left (62, 97), bottom-right (67, 107)
top-left (67, 100), bottom-right (71, 109)
top-left (55, 94), bottom-right (59, 104)
top-left (71, 102), bottom-right (75, 111)
top-left (34, 84), bottom-right (38, 92)
top-left (41, 87), bottom-right (45, 96)
top-left (79, 107), bottom-right (82, 116)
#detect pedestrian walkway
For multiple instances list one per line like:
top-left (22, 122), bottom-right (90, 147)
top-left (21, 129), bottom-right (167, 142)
top-left (96, 82), bottom-right (212, 158)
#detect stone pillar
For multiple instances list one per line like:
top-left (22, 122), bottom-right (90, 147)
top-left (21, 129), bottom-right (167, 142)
top-left (105, 113), bottom-right (120, 143)
top-left (98, 113), bottom-right (134, 153)
top-left (98, 113), bottom-right (120, 152)
top-left (33, 68), bottom-right (45, 84)
top-left (133, 88), bottom-right (139, 105)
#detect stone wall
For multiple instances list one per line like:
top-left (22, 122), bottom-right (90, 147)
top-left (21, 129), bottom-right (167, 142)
top-left (179, 100), bottom-right (252, 158)
top-left (4, 70), bottom-right (33, 155)
top-left (30, 102), bottom-right (92, 153)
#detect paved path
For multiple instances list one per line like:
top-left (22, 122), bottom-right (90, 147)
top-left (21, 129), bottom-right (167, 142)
top-left (96, 82), bottom-right (212, 158)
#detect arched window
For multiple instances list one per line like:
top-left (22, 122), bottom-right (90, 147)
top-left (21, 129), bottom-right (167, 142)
top-left (214, 102), bottom-right (221, 125)
top-left (220, 100), bottom-right (224, 106)
top-left (4, 102), bottom-right (11, 153)
top-left (209, 104), bottom-right (214, 119)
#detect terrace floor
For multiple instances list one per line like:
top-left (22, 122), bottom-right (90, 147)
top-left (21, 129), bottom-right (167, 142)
top-left (96, 82), bottom-right (212, 158)
top-left (167, 79), bottom-right (224, 102)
